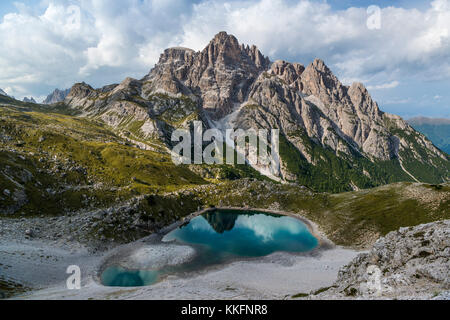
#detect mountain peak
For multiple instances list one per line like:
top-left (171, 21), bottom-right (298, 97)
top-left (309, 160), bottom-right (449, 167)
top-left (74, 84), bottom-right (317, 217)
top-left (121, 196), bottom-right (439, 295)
top-left (63, 33), bottom-right (448, 187)
top-left (199, 32), bottom-right (270, 70)
top-left (202, 32), bottom-right (246, 66)
top-left (23, 97), bottom-right (36, 104)
top-left (300, 58), bottom-right (344, 103)
top-left (66, 82), bottom-right (96, 104)
top-left (211, 31), bottom-right (238, 44)
top-left (311, 58), bottom-right (331, 73)
top-left (43, 88), bottom-right (70, 104)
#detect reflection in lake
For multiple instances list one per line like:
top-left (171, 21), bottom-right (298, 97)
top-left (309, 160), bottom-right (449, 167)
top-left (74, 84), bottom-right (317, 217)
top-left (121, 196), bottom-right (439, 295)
top-left (164, 210), bottom-right (318, 257)
top-left (102, 210), bottom-right (318, 287)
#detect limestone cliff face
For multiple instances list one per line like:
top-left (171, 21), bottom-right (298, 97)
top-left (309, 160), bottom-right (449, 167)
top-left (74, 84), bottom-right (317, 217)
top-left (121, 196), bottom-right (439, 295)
top-left (316, 220), bottom-right (450, 299)
top-left (145, 32), bottom-right (270, 119)
top-left (42, 88), bottom-right (70, 104)
top-left (297, 59), bottom-right (393, 160)
top-left (64, 32), bottom-right (449, 189)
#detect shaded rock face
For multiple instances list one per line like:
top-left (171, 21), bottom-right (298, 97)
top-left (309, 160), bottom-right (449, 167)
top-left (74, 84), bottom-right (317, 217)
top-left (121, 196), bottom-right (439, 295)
top-left (42, 88), bottom-right (70, 104)
top-left (63, 31), bottom-right (448, 187)
top-left (326, 220), bottom-right (450, 299)
top-left (22, 97), bottom-right (36, 104)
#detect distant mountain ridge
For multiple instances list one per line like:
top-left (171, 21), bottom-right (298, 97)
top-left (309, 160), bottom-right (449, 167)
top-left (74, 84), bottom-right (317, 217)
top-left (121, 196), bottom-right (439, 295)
top-left (408, 117), bottom-right (450, 154)
top-left (43, 88), bottom-right (70, 104)
top-left (23, 97), bottom-right (36, 103)
top-left (408, 117), bottom-right (450, 125)
top-left (60, 32), bottom-right (449, 191)
top-left (0, 88), bottom-right (9, 96)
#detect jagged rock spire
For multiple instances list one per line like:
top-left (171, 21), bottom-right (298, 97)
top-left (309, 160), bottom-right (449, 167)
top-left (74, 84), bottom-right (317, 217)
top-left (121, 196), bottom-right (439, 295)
top-left (147, 32), bottom-right (271, 119)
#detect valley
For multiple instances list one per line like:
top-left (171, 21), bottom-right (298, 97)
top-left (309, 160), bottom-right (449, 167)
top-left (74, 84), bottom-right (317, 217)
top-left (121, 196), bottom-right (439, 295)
top-left (0, 32), bottom-right (449, 300)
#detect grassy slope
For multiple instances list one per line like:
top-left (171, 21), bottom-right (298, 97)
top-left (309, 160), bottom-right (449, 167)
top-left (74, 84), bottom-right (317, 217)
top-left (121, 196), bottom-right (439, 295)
top-left (0, 100), bottom-right (267, 218)
top-left (195, 180), bottom-right (449, 248)
top-left (1, 97), bottom-right (449, 249)
top-left (0, 101), bottom-right (205, 216)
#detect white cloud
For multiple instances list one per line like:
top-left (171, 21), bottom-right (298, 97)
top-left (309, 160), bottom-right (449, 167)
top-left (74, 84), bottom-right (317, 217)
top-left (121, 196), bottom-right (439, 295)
top-left (0, 0), bottom-right (191, 99)
top-left (367, 81), bottom-right (400, 90)
top-left (236, 214), bottom-right (306, 242)
top-left (180, 0), bottom-right (450, 84)
top-left (1, 0), bottom-right (450, 109)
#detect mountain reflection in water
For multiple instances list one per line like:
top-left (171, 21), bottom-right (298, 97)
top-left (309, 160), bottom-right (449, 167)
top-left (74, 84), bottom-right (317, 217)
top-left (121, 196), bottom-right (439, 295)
top-left (102, 210), bottom-right (318, 288)
top-left (164, 210), bottom-right (318, 257)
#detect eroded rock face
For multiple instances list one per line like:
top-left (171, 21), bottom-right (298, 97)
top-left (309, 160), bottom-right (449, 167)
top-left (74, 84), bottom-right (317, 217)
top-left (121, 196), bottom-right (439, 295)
top-left (42, 89), bottom-right (70, 104)
top-left (146, 32), bottom-right (271, 119)
top-left (65, 82), bottom-right (98, 113)
top-left (324, 220), bottom-right (450, 299)
top-left (300, 58), bottom-right (347, 105)
top-left (268, 60), bottom-right (305, 91)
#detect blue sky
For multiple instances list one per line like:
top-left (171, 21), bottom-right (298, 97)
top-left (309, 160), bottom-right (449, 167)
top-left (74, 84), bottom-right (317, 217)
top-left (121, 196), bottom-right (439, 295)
top-left (0, 0), bottom-right (449, 119)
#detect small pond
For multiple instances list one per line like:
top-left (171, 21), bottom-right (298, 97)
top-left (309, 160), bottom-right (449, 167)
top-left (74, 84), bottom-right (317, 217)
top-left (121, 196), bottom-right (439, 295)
top-left (101, 210), bottom-right (318, 287)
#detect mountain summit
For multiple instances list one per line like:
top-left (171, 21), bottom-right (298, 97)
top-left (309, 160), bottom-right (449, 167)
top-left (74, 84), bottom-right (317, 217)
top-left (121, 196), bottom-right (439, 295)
top-left (145, 31), bottom-right (270, 119)
top-left (63, 32), bottom-right (449, 192)
top-left (43, 88), bottom-right (70, 104)
top-left (23, 97), bottom-right (37, 103)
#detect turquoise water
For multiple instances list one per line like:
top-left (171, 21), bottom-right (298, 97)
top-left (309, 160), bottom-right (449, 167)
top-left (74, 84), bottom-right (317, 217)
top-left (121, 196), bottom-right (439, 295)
top-left (164, 210), bottom-right (318, 257)
top-left (101, 210), bottom-right (318, 287)
top-left (101, 266), bottom-right (158, 287)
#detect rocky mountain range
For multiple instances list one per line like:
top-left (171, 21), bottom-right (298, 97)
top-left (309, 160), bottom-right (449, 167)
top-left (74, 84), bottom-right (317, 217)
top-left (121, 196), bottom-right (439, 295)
top-left (1, 31), bottom-right (449, 300)
top-left (22, 97), bottom-right (36, 104)
top-left (61, 32), bottom-right (449, 192)
top-left (42, 88), bottom-right (70, 104)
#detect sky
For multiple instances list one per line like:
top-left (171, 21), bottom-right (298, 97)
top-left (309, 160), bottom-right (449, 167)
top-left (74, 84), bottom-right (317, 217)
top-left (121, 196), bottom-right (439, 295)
top-left (0, 0), bottom-right (449, 119)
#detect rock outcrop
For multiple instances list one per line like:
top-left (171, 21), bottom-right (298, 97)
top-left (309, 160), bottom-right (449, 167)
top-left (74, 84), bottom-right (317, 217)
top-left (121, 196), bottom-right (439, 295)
top-left (315, 220), bottom-right (450, 299)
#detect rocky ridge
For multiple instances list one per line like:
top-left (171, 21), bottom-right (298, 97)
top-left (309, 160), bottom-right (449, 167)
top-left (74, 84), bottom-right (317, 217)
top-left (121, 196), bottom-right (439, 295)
top-left (22, 97), bottom-right (36, 104)
top-left (312, 220), bottom-right (450, 299)
top-left (42, 89), bottom-right (70, 104)
top-left (61, 32), bottom-right (449, 191)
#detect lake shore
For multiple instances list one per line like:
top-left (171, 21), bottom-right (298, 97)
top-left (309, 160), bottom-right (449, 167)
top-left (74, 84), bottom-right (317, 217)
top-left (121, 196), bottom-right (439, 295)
top-left (161, 206), bottom-right (334, 248)
top-left (12, 246), bottom-right (359, 300)
top-left (2, 208), bottom-right (359, 300)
